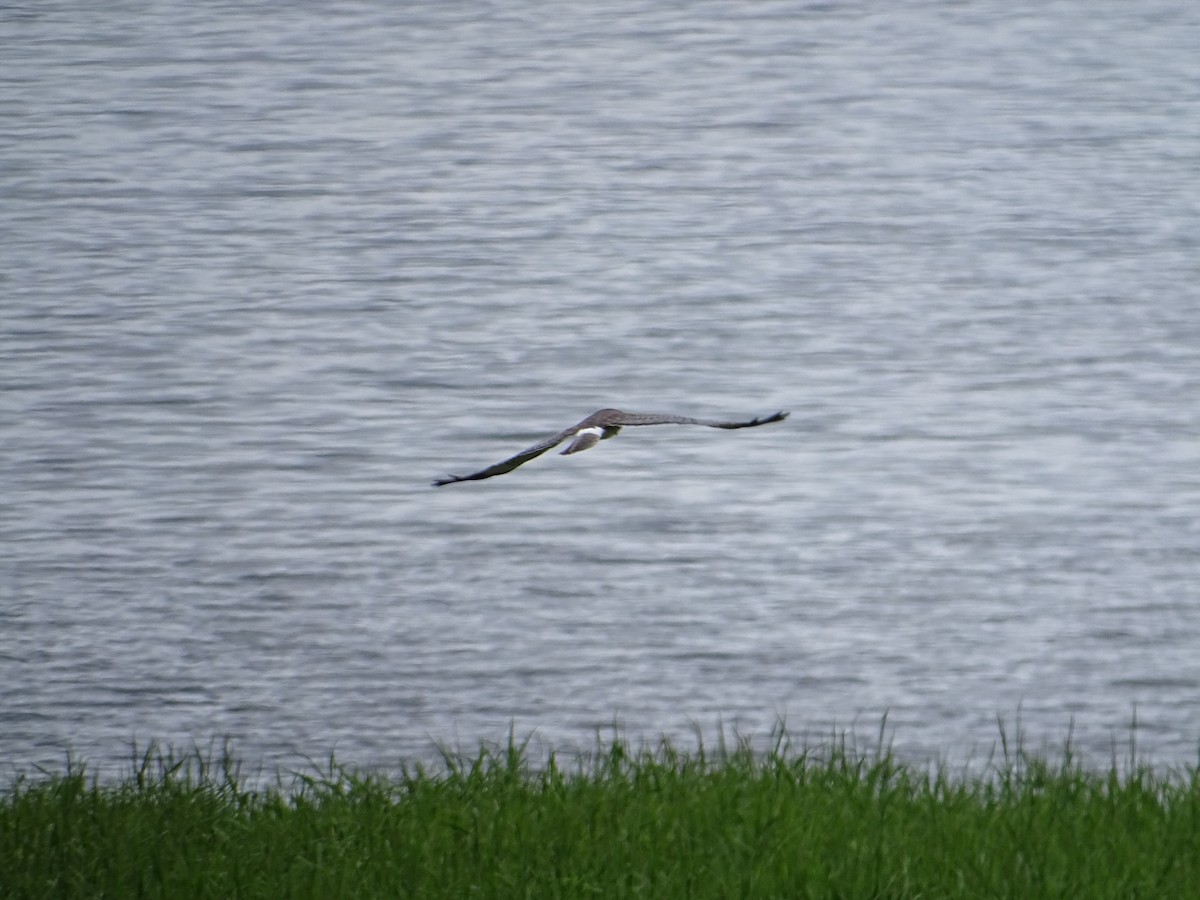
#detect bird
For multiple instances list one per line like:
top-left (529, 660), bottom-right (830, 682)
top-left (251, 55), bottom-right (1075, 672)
top-left (433, 408), bottom-right (788, 486)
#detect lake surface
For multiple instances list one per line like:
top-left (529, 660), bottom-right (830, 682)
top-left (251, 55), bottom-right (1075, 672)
top-left (3, 1), bottom-right (1199, 777)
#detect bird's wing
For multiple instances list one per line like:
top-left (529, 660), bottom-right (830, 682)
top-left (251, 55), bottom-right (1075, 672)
top-left (607, 410), bottom-right (789, 429)
top-left (432, 424), bottom-right (581, 486)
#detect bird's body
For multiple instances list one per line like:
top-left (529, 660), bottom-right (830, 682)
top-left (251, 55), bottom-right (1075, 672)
top-left (433, 407), bottom-right (787, 486)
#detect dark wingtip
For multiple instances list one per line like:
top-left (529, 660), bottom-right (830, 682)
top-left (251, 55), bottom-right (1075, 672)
top-left (432, 475), bottom-right (458, 487)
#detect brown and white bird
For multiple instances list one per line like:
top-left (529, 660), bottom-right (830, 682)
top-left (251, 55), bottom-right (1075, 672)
top-left (433, 408), bottom-right (788, 486)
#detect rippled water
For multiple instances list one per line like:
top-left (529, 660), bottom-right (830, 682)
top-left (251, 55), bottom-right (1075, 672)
top-left (3, 1), bottom-right (1199, 776)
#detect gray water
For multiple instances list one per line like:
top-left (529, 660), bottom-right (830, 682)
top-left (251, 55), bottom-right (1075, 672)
top-left (3, 1), bottom-right (1199, 777)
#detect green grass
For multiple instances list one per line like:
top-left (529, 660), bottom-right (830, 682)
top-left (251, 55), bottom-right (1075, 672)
top-left (2, 725), bottom-right (1198, 899)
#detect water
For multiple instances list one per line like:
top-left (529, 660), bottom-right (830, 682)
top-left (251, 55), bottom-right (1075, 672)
top-left (3, 1), bottom-right (1199, 777)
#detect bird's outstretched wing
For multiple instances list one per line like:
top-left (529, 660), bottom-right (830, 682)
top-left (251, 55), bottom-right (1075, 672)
top-left (432, 424), bottom-right (581, 486)
top-left (606, 410), bottom-right (789, 429)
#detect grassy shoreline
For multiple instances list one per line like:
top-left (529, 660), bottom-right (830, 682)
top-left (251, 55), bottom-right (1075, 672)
top-left (3, 727), bottom-right (1198, 899)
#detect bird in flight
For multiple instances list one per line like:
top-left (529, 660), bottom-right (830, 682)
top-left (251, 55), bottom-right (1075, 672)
top-left (433, 407), bottom-right (788, 486)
